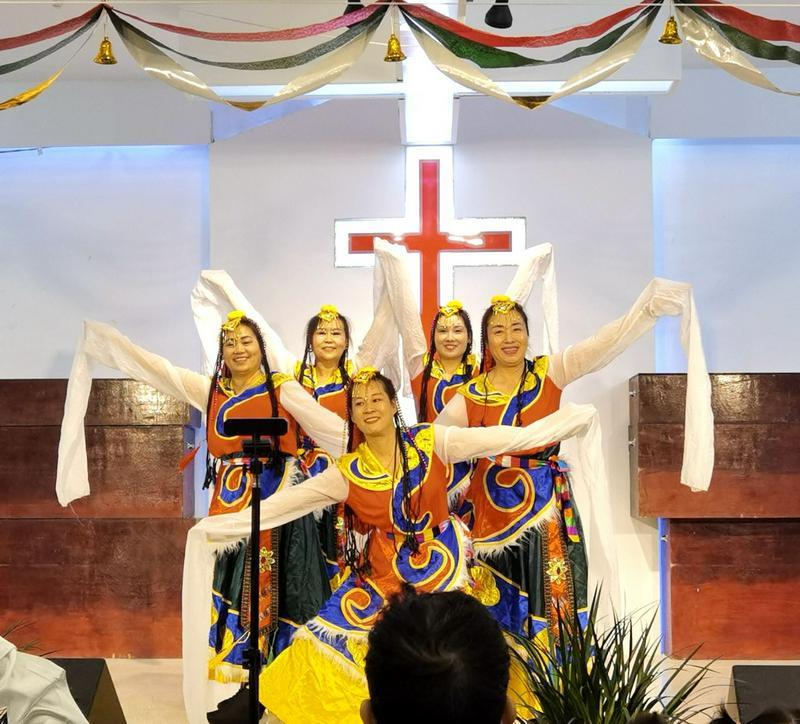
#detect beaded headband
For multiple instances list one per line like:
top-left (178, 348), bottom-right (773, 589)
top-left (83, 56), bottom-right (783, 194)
top-left (439, 299), bottom-right (463, 318)
top-left (221, 309), bottom-right (246, 334)
top-left (352, 366), bottom-right (379, 385)
top-left (490, 294), bottom-right (516, 315)
top-left (318, 304), bottom-right (340, 322)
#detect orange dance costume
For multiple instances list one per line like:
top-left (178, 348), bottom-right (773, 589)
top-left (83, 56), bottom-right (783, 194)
top-left (458, 356), bottom-right (588, 646)
top-left (260, 424), bottom-right (470, 724)
top-left (206, 372), bottom-right (331, 682)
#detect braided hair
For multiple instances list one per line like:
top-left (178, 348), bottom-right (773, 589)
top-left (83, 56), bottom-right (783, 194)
top-left (203, 316), bottom-right (280, 488)
top-left (478, 301), bottom-right (531, 427)
top-left (343, 372), bottom-right (427, 580)
top-left (417, 308), bottom-right (473, 423)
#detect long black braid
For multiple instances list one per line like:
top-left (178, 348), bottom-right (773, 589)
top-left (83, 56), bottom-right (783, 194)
top-left (203, 316), bottom-right (280, 488)
top-left (343, 373), bottom-right (427, 580)
top-left (478, 301), bottom-right (531, 428)
top-left (418, 308), bottom-right (473, 423)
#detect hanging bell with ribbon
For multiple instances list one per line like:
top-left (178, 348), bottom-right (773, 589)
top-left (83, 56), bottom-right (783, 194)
top-left (93, 36), bottom-right (118, 65)
top-left (384, 33), bottom-right (406, 63)
top-left (658, 15), bottom-right (682, 45)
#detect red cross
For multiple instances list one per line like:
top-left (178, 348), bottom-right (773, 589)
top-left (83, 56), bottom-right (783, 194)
top-left (347, 159), bottom-right (513, 332)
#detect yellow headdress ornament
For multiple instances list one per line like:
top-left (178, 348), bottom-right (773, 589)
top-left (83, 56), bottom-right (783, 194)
top-left (439, 299), bottom-right (463, 318)
top-left (490, 295), bottom-right (516, 315)
top-left (221, 309), bottom-right (246, 333)
top-left (318, 304), bottom-right (340, 322)
top-left (352, 366), bottom-right (379, 385)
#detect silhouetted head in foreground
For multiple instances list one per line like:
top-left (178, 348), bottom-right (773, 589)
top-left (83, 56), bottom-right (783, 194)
top-left (362, 586), bottom-right (516, 724)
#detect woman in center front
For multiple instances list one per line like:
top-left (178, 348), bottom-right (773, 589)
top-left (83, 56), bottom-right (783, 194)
top-left (193, 368), bottom-right (598, 724)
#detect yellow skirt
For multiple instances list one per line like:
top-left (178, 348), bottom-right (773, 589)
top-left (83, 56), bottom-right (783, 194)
top-left (260, 635), bottom-right (368, 724)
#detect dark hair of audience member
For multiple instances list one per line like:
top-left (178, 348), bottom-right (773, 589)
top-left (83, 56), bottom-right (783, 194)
top-left (364, 585), bottom-right (511, 724)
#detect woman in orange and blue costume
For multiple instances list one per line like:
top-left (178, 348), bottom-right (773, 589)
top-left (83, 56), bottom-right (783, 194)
top-left (435, 282), bottom-right (714, 648)
top-left (191, 368), bottom-right (595, 724)
top-left (191, 272), bottom-right (400, 582)
top-left (56, 311), bottom-right (348, 695)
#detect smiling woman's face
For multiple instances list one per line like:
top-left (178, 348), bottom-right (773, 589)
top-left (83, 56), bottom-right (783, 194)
top-left (312, 317), bottom-right (348, 365)
top-left (351, 380), bottom-right (396, 437)
top-left (434, 314), bottom-right (470, 363)
top-left (222, 323), bottom-right (263, 378)
top-left (486, 311), bottom-right (528, 368)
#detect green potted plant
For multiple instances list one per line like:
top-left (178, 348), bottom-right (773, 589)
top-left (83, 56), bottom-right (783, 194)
top-left (509, 590), bottom-right (715, 723)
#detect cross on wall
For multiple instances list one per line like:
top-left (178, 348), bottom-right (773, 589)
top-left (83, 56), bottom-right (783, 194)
top-left (334, 146), bottom-right (527, 332)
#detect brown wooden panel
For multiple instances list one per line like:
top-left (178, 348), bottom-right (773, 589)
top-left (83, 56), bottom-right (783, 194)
top-left (665, 519), bottom-right (800, 659)
top-left (631, 422), bottom-right (800, 517)
top-left (630, 374), bottom-right (800, 425)
top-left (0, 518), bottom-right (196, 657)
top-left (634, 470), bottom-right (800, 519)
top-left (0, 379), bottom-right (201, 427)
top-left (1, 426), bottom-right (195, 519)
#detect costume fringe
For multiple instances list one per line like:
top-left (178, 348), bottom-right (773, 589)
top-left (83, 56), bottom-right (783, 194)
top-left (290, 627), bottom-right (367, 684)
top-left (473, 495), bottom-right (559, 559)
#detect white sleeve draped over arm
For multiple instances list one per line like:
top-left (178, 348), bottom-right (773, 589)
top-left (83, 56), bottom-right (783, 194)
top-left (549, 278), bottom-right (714, 492)
top-left (353, 257), bottom-right (402, 388)
top-left (434, 402), bottom-right (597, 464)
top-left (504, 242), bottom-right (559, 354)
top-left (279, 379), bottom-right (348, 458)
top-left (56, 321), bottom-right (210, 507)
top-left (191, 269), bottom-right (297, 376)
top-left (181, 467), bottom-right (348, 724)
top-left (373, 238), bottom-right (428, 381)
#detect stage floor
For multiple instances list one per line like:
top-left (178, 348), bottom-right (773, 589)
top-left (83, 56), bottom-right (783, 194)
top-left (103, 657), bottom-right (798, 723)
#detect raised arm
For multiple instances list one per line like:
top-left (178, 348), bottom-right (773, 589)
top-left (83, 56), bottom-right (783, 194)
top-left (373, 238), bottom-right (428, 380)
top-left (549, 278), bottom-right (713, 491)
top-left (504, 242), bottom-right (559, 354)
top-left (434, 403), bottom-right (597, 464)
top-left (191, 269), bottom-right (296, 375)
top-left (56, 321), bottom-right (210, 506)
top-left (280, 379), bottom-right (348, 458)
top-left (353, 257), bottom-right (402, 387)
top-left (550, 278), bottom-right (690, 388)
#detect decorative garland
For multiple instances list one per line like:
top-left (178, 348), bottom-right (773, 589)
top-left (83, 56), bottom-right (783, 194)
top-left (1, 0), bottom-right (799, 113)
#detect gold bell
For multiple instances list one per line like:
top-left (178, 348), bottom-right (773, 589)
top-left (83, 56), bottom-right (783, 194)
top-left (93, 36), bottom-right (118, 65)
top-left (384, 33), bottom-right (406, 63)
top-left (658, 15), bottom-right (682, 45)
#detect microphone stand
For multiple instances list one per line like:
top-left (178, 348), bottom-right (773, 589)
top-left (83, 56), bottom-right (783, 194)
top-left (221, 417), bottom-right (287, 724)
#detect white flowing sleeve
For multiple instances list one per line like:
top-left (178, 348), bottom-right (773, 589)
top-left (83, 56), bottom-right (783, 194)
top-left (191, 269), bottom-right (296, 375)
top-left (56, 320), bottom-right (210, 507)
top-left (434, 403), bottom-right (597, 464)
top-left (373, 238), bottom-right (427, 381)
top-left (433, 394), bottom-right (469, 428)
top-left (353, 264), bottom-right (402, 388)
top-left (181, 466), bottom-right (348, 723)
top-left (279, 379), bottom-right (348, 458)
top-left (504, 242), bottom-right (559, 354)
top-left (549, 278), bottom-right (714, 492)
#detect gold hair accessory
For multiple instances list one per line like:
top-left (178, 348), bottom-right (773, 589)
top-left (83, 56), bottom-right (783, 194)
top-left (221, 309), bottom-right (246, 333)
top-left (439, 299), bottom-right (463, 318)
top-left (318, 304), bottom-right (340, 322)
top-left (490, 295), bottom-right (515, 315)
top-left (352, 366), bottom-right (379, 385)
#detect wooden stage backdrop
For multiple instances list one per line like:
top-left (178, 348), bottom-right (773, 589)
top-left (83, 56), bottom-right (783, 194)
top-left (0, 380), bottom-right (198, 657)
top-left (630, 373), bottom-right (800, 659)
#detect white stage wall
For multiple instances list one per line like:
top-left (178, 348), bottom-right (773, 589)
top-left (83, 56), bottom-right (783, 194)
top-left (653, 138), bottom-right (800, 374)
top-left (0, 145), bottom-right (209, 377)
